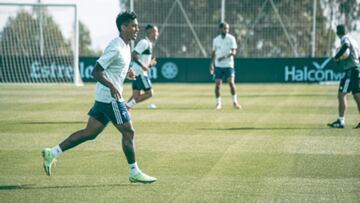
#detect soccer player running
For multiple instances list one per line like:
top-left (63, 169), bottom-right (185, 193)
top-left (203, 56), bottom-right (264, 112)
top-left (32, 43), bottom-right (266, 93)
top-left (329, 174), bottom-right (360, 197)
top-left (41, 11), bottom-right (157, 183)
top-left (328, 24), bottom-right (360, 129)
top-left (126, 24), bottom-right (159, 110)
top-left (210, 22), bottom-right (241, 110)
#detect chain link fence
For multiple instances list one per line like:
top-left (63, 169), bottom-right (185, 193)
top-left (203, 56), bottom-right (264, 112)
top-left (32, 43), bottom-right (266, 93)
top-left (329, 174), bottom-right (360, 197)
top-left (120, 0), bottom-right (360, 58)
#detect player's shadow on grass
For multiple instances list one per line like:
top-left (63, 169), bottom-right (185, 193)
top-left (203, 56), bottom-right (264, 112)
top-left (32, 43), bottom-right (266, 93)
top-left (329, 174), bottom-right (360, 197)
top-left (242, 94), bottom-right (333, 98)
top-left (138, 106), bottom-right (210, 110)
top-left (200, 126), bottom-right (328, 130)
top-left (0, 183), bottom-right (138, 190)
top-left (21, 121), bottom-right (86, 125)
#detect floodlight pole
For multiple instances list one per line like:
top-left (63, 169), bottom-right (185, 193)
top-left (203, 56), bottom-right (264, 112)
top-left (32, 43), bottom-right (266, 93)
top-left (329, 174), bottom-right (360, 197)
top-left (221, 0), bottom-right (225, 22)
top-left (38, 0), bottom-right (44, 57)
top-left (73, 4), bottom-right (82, 86)
top-left (311, 0), bottom-right (317, 57)
top-left (130, 0), bottom-right (134, 50)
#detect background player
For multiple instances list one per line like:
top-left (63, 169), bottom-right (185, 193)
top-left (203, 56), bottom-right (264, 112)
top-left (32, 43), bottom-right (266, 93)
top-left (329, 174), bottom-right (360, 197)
top-left (328, 24), bottom-right (360, 129)
top-left (126, 24), bottom-right (159, 110)
top-left (210, 22), bottom-right (241, 110)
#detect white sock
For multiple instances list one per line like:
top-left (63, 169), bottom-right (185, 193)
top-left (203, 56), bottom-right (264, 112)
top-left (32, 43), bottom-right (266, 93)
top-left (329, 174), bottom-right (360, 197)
top-left (50, 145), bottom-right (62, 157)
top-left (232, 94), bottom-right (238, 103)
top-left (126, 99), bottom-right (137, 108)
top-left (129, 162), bottom-right (140, 176)
top-left (216, 97), bottom-right (221, 104)
top-left (338, 117), bottom-right (345, 125)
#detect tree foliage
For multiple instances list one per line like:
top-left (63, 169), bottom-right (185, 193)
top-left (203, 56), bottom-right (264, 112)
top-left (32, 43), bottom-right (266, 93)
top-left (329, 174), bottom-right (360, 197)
top-left (0, 9), bottom-right (71, 57)
top-left (125, 0), bottom-right (359, 57)
top-left (79, 21), bottom-right (101, 56)
top-left (230, 0), bottom-right (335, 57)
top-left (0, 9), bottom-right (100, 57)
top-left (338, 0), bottom-right (360, 30)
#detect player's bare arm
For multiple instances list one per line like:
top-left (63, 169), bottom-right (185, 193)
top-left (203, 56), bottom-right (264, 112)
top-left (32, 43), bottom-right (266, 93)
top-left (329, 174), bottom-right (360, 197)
top-left (150, 58), bottom-right (157, 66)
top-left (92, 62), bottom-right (121, 100)
top-left (210, 50), bottom-right (216, 75)
top-left (127, 68), bottom-right (136, 80)
top-left (334, 44), bottom-right (349, 62)
top-left (218, 49), bottom-right (237, 61)
top-left (229, 48), bottom-right (237, 57)
top-left (132, 51), bottom-right (149, 71)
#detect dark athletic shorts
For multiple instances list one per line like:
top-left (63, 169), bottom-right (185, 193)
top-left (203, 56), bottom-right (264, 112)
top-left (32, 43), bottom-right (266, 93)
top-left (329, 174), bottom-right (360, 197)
top-left (214, 67), bottom-right (235, 81)
top-left (88, 100), bottom-right (131, 126)
top-left (338, 68), bottom-right (360, 94)
top-left (132, 75), bottom-right (152, 91)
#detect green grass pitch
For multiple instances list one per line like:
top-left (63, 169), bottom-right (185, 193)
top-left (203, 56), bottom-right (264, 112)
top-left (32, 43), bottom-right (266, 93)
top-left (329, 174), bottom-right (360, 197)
top-left (0, 83), bottom-right (359, 202)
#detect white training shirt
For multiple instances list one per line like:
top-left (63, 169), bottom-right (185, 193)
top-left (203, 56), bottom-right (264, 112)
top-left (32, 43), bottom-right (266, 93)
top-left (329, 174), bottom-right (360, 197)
top-left (339, 34), bottom-right (360, 70)
top-left (212, 34), bottom-right (237, 68)
top-left (95, 37), bottom-right (131, 103)
top-left (132, 37), bottom-right (153, 76)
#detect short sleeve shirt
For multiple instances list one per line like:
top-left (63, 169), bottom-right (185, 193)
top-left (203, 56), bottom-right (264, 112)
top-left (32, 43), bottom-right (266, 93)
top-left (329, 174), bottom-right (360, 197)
top-left (339, 35), bottom-right (360, 70)
top-left (212, 34), bottom-right (237, 68)
top-left (132, 37), bottom-right (153, 76)
top-left (95, 37), bottom-right (131, 103)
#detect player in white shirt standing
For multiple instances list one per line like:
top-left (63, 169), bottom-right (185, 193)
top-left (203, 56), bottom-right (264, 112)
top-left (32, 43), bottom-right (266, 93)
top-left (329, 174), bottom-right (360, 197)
top-left (327, 24), bottom-right (360, 129)
top-left (41, 11), bottom-right (157, 183)
top-left (126, 24), bottom-right (159, 111)
top-left (210, 22), bottom-right (241, 110)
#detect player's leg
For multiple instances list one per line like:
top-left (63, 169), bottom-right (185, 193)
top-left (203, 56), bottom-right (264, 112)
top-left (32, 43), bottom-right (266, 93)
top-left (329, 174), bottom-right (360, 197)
top-left (328, 92), bottom-right (347, 128)
top-left (327, 79), bottom-right (349, 128)
top-left (126, 90), bottom-right (141, 111)
top-left (42, 116), bottom-right (106, 176)
top-left (351, 68), bottom-right (360, 128)
top-left (338, 92), bottom-right (348, 118)
top-left (132, 75), bottom-right (153, 104)
top-left (215, 79), bottom-right (222, 109)
top-left (353, 92), bottom-right (360, 113)
top-left (111, 101), bottom-right (156, 183)
top-left (328, 71), bottom-right (350, 128)
top-left (59, 117), bottom-right (106, 151)
top-left (353, 92), bottom-right (360, 112)
top-left (135, 89), bottom-right (154, 103)
top-left (127, 75), bottom-right (153, 109)
top-left (227, 68), bottom-right (241, 109)
top-left (115, 122), bottom-right (156, 183)
top-left (126, 79), bottom-right (140, 111)
top-left (353, 92), bottom-right (360, 128)
top-left (115, 122), bottom-right (136, 164)
top-left (127, 95), bottom-right (134, 104)
top-left (214, 67), bottom-right (222, 109)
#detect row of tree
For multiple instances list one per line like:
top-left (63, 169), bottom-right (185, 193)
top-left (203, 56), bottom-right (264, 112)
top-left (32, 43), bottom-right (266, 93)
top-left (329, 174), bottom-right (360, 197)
top-left (1, 0), bottom-right (359, 57)
top-left (0, 8), bottom-right (99, 57)
top-left (126, 0), bottom-right (360, 57)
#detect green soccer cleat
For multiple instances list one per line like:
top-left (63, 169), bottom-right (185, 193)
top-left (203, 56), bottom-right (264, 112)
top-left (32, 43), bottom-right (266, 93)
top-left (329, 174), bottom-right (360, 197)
top-left (42, 148), bottom-right (56, 176)
top-left (129, 171), bottom-right (157, 184)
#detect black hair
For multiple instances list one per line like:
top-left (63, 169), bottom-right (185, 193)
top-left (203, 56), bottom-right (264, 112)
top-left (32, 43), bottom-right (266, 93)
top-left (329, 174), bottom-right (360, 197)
top-left (145, 24), bottom-right (156, 31)
top-left (116, 11), bottom-right (137, 32)
top-left (219, 22), bottom-right (228, 29)
top-left (336, 24), bottom-right (347, 36)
